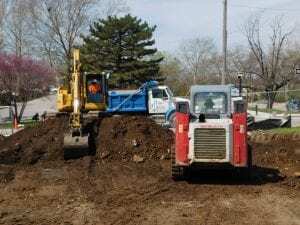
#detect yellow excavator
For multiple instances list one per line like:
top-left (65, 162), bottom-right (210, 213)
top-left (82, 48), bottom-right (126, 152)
top-left (57, 49), bottom-right (108, 159)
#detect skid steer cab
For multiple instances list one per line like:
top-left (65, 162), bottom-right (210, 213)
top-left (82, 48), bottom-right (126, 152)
top-left (172, 84), bottom-right (251, 179)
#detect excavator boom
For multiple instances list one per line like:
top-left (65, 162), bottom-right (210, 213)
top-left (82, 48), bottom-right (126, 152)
top-left (63, 49), bottom-right (90, 160)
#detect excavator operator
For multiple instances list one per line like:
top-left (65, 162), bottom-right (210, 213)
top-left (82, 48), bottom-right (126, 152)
top-left (88, 79), bottom-right (102, 102)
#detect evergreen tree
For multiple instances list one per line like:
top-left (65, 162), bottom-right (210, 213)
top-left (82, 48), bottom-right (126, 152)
top-left (81, 14), bottom-right (163, 87)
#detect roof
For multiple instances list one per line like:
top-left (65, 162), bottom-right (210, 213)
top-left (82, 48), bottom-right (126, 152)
top-left (190, 84), bottom-right (234, 94)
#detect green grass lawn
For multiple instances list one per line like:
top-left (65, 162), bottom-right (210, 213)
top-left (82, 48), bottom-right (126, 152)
top-left (0, 123), bottom-right (13, 129)
top-left (268, 127), bottom-right (300, 134)
top-left (0, 120), bottom-right (38, 129)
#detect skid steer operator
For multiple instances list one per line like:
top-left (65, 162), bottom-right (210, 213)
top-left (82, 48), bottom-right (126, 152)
top-left (88, 79), bottom-right (102, 102)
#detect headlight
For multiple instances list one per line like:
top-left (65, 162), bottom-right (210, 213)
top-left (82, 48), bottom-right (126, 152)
top-left (74, 99), bottom-right (80, 109)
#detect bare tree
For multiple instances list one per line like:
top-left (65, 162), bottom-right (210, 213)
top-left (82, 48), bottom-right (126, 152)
top-left (30, 0), bottom-right (129, 74)
top-left (226, 47), bottom-right (259, 91)
top-left (31, 0), bottom-right (97, 70)
top-left (179, 37), bottom-right (218, 84)
top-left (244, 15), bottom-right (294, 108)
top-left (101, 0), bottom-right (129, 17)
top-left (158, 52), bottom-right (188, 96)
top-left (5, 0), bottom-right (34, 56)
top-left (0, 0), bottom-right (7, 49)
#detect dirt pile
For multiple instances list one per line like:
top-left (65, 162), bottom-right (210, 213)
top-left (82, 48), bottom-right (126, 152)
top-left (0, 115), bottom-right (174, 166)
top-left (0, 134), bottom-right (5, 142)
top-left (0, 116), bottom-right (68, 165)
top-left (96, 116), bottom-right (174, 162)
top-left (249, 132), bottom-right (300, 189)
top-left (250, 131), bottom-right (300, 143)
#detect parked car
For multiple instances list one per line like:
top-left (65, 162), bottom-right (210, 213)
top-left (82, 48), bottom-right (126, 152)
top-left (49, 86), bottom-right (58, 94)
top-left (286, 99), bottom-right (300, 112)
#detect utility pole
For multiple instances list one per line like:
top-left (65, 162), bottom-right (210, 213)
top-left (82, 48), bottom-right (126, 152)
top-left (222, 0), bottom-right (228, 85)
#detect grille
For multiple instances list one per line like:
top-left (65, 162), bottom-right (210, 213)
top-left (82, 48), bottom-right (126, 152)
top-left (194, 128), bottom-right (226, 159)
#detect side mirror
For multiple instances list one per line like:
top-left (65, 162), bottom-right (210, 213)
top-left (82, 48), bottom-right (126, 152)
top-left (102, 71), bottom-right (111, 79)
top-left (176, 101), bottom-right (189, 114)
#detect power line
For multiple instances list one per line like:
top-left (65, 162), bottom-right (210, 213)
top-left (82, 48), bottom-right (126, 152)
top-left (230, 4), bottom-right (300, 12)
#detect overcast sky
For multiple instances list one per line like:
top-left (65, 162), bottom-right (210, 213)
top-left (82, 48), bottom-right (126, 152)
top-left (127, 0), bottom-right (300, 52)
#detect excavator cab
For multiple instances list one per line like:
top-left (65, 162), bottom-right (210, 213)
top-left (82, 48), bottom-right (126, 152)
top-left (57, 73), bottom-right (107, 113)
top-left (57, 49), bottom-right (108, 159)
top-left (84, 73), bottom-right (108, 111)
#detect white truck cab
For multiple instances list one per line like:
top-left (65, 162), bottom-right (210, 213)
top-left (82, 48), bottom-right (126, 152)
top-left (148, 86), bottom-right (175, 114)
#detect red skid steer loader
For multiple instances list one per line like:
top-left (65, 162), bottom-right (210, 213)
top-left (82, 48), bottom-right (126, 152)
top-left (172, 85), bottom-right (252, 179)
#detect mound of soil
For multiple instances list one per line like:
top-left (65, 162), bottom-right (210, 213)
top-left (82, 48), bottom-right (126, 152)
top-left (0, 115), bottom-right (174, 166)
top-left (0, 116), bottom-right (68, 165)
top-left (0, 134), bottom-right (5, 142)
top-left (96, 116), bottom-right (174, 162)
top-left (250, 131), bottom-right (300, 144)
top-left (250, 133), bottom-right (300, 189)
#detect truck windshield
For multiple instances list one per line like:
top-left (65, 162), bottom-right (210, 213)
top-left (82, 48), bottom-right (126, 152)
top-left (194, 92), bottom-right (227, 114)
top-left (152, 89), bottom-right (168, 98)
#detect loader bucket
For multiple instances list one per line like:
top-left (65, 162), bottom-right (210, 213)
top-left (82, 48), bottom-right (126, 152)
top-left (63, 133), bottom-right (90, 160)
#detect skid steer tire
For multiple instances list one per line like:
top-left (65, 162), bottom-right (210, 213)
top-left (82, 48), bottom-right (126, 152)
top-left (171, 147), bottom-right (185, 180)
top-left (245, 146), bottom-right (253, 180)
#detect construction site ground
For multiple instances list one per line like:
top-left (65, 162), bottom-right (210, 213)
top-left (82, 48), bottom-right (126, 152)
top-left (0, 116), bottom-right (299, 225)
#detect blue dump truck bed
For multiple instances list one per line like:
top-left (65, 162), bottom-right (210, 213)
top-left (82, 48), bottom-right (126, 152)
top-left (106, 81), bottom-right (158, 113)
top-left (107, 90), bottom-right (148, 113)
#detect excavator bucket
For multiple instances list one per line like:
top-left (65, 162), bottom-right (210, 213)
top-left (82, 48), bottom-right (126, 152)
top-left (63, 133), bottom-right (90, 160)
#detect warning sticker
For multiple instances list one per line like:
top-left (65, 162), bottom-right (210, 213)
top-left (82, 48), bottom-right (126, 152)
top-left (179, 124), bottom-right (183, 133)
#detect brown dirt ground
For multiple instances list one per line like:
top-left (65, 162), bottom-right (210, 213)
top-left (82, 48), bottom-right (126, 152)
top-left (0, 116), bottom-right (299, 225)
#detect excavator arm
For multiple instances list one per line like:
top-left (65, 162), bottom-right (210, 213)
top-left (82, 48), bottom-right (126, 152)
top-left (63, 49), bottom-right (90, 159)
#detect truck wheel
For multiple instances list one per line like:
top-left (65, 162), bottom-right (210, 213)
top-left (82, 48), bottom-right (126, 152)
top-left (168, 113), bottom-right (176, 128)
top-left (171, 147), bottom-right (185, 180)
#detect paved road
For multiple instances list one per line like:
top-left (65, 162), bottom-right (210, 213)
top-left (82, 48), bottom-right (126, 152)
top-left (248, 110), bottom-right (300, 127)
top-left (291, 115), bottom-right (300, 127)
top-left (0, 94), bottom-right (57, 121)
